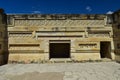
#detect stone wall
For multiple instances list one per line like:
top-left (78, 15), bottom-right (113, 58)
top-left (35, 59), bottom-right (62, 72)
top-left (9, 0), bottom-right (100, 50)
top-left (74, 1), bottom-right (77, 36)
top-left (2, 8), bottom-right (120, 64)
top-left (112, 10), bottom-right (120, 62)
top-left (0, 9), bottom-right (8, 65)
top-left (7, 13), bottom-right (115, 63)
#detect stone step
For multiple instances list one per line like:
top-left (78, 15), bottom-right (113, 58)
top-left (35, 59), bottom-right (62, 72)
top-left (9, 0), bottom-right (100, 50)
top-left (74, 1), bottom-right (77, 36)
top-left (100, 58), bottom-right (113, 62)
top-left (49, 58), bottom-right (72, 63)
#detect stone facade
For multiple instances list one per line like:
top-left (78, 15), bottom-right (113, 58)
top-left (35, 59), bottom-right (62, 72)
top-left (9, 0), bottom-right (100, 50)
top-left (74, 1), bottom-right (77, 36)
top-left (0, 9), bottom-right (8, 65)
top-left (7, 13), bottom-right (115, 63)
top-left (0, 8), bottom-right (120, 64)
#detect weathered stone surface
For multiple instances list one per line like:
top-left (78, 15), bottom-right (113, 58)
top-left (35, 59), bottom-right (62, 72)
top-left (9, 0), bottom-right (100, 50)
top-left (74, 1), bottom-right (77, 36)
top-left (112, 10), bottom-right (120, 62)
top-left (0, 8), bottom-right (8, 65)
top-left (0, 62), bottom-right (119, 80)
top-left (7, 13), bottom-right (115, 62)
top-left (1, 8), bottom-right (120, 63)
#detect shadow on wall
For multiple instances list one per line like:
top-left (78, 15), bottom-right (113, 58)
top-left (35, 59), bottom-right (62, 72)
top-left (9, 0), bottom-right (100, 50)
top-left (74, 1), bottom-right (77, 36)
top-left (0, 8), bottom-right (9, 66)
top-left (112, 10), bottom-right (120, 62)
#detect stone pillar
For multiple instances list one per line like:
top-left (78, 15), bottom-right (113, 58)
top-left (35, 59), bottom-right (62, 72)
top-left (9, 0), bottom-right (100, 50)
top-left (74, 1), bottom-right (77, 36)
top-left (0, 8), bottom-right (8, 65)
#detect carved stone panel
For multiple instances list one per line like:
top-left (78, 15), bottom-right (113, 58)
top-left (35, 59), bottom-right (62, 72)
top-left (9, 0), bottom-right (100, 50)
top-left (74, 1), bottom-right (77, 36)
top-left (9, 44), bottom-right (40, 50)
top-left (78, 44), bottom-right (97, 48)
top-left (88, 32), bottom-right (110, 37)
top-left (14, 19), bottom-right (105, 27)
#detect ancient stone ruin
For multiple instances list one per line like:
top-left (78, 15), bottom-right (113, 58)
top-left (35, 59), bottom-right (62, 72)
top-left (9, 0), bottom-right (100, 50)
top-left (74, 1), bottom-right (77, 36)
top-left (0, 8), bottom-right (120, 65)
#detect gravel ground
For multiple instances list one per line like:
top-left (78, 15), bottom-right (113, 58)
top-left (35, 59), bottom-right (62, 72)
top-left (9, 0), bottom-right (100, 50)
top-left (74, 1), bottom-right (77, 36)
top-left (0, 62), bottom-right (120, 80)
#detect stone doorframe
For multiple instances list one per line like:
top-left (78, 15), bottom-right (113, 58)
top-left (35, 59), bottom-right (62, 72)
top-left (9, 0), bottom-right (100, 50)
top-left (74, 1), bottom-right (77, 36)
top-left (49, 40), bottom-right (71, 59)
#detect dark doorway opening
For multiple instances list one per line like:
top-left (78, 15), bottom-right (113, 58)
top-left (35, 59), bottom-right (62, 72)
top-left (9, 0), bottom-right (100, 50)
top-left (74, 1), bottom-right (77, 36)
top-left (49, 43), bottom-right (70, 59)
top-left (100, 42), bottom-right (111, 59)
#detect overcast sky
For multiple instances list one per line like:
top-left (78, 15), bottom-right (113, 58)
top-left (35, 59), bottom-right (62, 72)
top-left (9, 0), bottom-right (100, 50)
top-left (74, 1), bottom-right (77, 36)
top-left (0, 0), bottom-right (120, 14)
